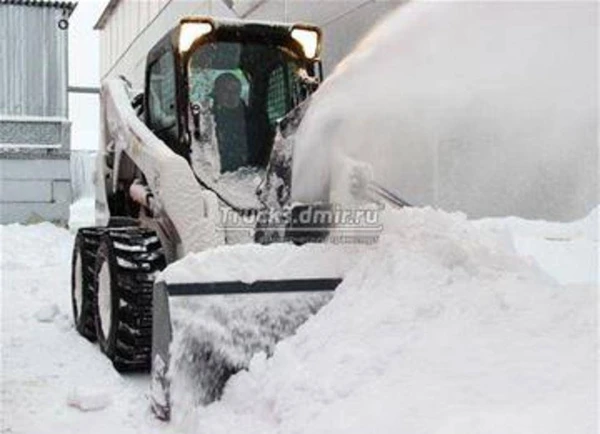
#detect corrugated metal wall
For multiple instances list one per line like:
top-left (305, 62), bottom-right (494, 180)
top-left (96, 0), bottom-right (402, 86)
top-left (0, 4), bottom-right (68, 118)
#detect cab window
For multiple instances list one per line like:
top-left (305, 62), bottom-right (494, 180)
top-left (188, 42), bottom-right (302, 173)
top-left (148, 50), bottom-right (177, 133)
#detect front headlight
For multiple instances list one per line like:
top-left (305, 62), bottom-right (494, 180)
top-left (291, 28), bottom-right (320, 59)
top-left (179, 22), bottom-right (213, 53)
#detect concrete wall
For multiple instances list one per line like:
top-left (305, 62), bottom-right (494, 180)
top-left (0, 156), bottom-right (71, 224)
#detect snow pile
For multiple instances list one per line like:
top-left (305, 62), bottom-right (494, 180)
top-left (477, 205), bottom-right (599, 243)
top-left (160, 242), bottom-right (363, 420)
top-left (67, 387), bottom-right (113, 412)
top-left (160, 242), bottom-right (363, 284)
top-left (69, 197), bottom-right (97, 232)
top-left (160, 239), bottom-right (367, 420)
top-left (1, 209), bottom-right (596, 433)
top-left (167, 291), bottom-right (333, 421)
top-left (177, 207), bottom-right (597, 434)
top-left (34, 303), bottom-right (60, 323)
top-left (475, 206), bottom-right (599, 285)
top-left (292, 1), bottom-right (597, 221)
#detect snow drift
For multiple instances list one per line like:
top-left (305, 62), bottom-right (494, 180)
top-left (177, 207), bottom-right (597, 434)
top-left (292, 1), bottom-right (598, 221)
top-left (1, 210), bottom-right (596, 433)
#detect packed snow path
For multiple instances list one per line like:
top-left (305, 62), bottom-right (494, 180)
top-left (1, 207), bottom-right (596, 433)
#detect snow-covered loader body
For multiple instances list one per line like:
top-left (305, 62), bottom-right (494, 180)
top-left (71, 16), bottom-right (342, 419)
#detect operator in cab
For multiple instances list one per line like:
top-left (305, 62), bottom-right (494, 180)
top-left (212, 72), bottom-right (249, 172)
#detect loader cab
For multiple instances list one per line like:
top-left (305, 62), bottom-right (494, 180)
top-left (144, 17), bottom-right (323, 209)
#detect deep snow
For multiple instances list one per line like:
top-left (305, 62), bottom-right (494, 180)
top-left (172, 207), bottom-right (598, 434)
top-left (1, 207), bottom-right (596, 433)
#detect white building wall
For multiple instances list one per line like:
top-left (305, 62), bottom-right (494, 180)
top-left (97, 0), bottom-right (405, 88)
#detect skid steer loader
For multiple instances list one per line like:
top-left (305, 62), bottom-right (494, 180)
top-left (71, 16), bottom-right (404, 420)
top-left (70, 16), bottom-right (345, 420)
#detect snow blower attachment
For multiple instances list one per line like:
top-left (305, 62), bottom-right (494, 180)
top-left (149, 242), bottom-right (363, 420)
top-left (151, 282), bottom-right (338, 420)
top-left (70, 16), bottom-right (359, 419)
top-left (150, 243), bottom-right (353, 420)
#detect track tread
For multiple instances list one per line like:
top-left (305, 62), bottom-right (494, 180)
top-left (96, 227), bottom-right (166, 372)
top-left (73, 228), bottom-right (104, 341)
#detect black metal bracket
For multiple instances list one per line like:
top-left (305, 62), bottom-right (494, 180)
top-left (161, 278), bottom-right (342, 296)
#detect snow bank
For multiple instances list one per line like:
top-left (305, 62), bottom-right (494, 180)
top-left (292, 1), bottom-right (597, 221)
top-left (474, 206), bottom-right (599, 285)
top-left (178, 207), bottom-right (596, 434)
top-left (476, 205), bottom-right (599, 243)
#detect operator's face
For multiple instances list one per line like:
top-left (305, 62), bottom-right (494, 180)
top-left (215, 79), bottom-right (242, 109)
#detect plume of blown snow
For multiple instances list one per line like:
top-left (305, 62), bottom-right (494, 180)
top-left (291, 1), bottom-right (598, 221)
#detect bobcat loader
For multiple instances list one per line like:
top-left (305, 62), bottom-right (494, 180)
top-left (71, 16), bottom-right (401, 420)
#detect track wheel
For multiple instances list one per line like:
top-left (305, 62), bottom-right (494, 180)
top-left (94, 228), bottom-right (166, 372)
top-left (71, 228), bottom-right (102, 341)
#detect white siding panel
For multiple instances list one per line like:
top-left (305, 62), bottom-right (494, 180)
top-left (242, 0), bottom-right (284, 21)
top-left (115, 3), bottom-right (122, 59)
top-left (0, 5), bottom-right (68, 117)
top-left (99, 0), bottom-right (231, 86)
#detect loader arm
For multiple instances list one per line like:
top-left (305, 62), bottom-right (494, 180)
top-left (100, 78), bottom-right (224, 255)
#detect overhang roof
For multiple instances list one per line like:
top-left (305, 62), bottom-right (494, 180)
top-left (93, 0), bottom-right (116, 30)
top-left (0, 0), bottom-right (77, 16)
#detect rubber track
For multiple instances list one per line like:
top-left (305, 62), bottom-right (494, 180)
top-left (106, 228), bottom-right (165, 371)
top-left (77, 228), bottom-right (104, 340)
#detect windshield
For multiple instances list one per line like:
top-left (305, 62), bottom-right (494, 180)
top-left (188, 41), bottom-right (304, 175)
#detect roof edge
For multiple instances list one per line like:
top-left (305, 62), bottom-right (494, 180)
top-left (0, 0), bottom-right (77, 15)
top-left (93, 0), bottom-right (118, 30)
